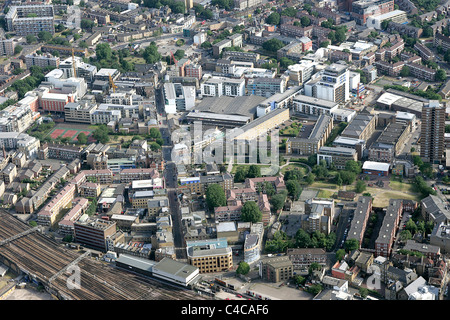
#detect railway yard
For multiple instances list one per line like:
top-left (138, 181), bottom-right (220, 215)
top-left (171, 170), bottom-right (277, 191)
top-left (0, 210), bottom-right (204, 300)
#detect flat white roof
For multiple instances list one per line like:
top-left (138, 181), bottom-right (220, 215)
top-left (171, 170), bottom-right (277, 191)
top-left (369, 9), bottom-right (406, 21)
top-left (377, 92), bottom-right (402, 105)
top-left (362, 161), bottom-right (390, 172)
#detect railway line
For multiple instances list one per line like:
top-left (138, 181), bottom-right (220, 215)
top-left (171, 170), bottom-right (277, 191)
top-left (0, 210), bottom-right (204, 300)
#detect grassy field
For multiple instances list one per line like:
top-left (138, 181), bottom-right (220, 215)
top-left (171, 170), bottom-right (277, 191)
top-left (317, 189), bottom-right (336, 198)
top-left (366, 187), bottom-right (420, 207)
top-left (281, 163), bottom-right (307, 175)
top-left (124, 56), bottom-right (146, 64)
top-left (231, 164), bottom-right (274, 175)
top-left (388, 179), bottom-right (415, 193)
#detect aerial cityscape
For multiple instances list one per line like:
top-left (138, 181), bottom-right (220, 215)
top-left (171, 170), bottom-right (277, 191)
top-left (0, 0), bottom-right (449, 304)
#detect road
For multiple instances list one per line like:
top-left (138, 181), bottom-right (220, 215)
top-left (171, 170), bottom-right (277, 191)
top-left (156, 84), bottom-right (187, 260)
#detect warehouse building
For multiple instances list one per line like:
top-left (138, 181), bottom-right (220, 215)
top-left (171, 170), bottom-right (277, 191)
top-left (362, 161), bottom-right (390, 176)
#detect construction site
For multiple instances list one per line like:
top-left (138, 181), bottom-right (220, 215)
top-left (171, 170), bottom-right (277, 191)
top-left (0, 210), bottom-right (204, 300)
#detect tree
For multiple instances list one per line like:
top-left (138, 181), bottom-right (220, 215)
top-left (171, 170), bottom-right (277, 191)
top-left (205, 183), bottom-right (227, 210)
top-left (305, 173), bottom-right (315, 185)
top-left (93, 125), bottom-right (110, 144)
top-left (265, 12), bottom-right (280, 25)
top-left (436, 69), bottom-right (447, 82)
top-left (307, 284), bottom-right (323, 296)
top-left (201, 41), bottom-right (212, 49)
top-left (381, 20), bottom-right (391, 30)
top-left (359, 287), bottom-right (369, 298)
top-left (345, 160), bottom-right (361, 174)
top-left (336, 248), bottom-right (346, 261)
top-left (149, 127), bottom-right (162, 140)
top-left (405, 219), bottom-right (418, 235)
top-left (400, 65), bottom-right (410, 77)
top-left (399, 229), bottom-right (413, 242)
top-left (234, 166), bottom-right (247, 183)
top-left (355, 180), bottom-right (366, 193)
top-left (337, 171), bottom-right (356, 185)
top-left (295, 229), bottom-right (312, 248)
top-left (77, 132), bottom-right (88, 145)
top-left (96, 43), bottom-right (112, 60)
top-left (38, 31), bottom-right (53, 42)
top-left (26, 34), bottom-right (37, 44)
top-left (294, 275), bottom-right (306, 286)
top-left (320, 41), bottom-right (330, 48)
top-left (240, 201), bottom-right (262, 223)
top-left (286, 180), bottom-right (302, 200)
top-left (142, 43), bottom-right (162, 64)
top-left (422, 26), bottom-right (434, 38)
top-left (262, 38), bottom-right (284, 52)
top-left (236, 262), bottom-right (250, 275)
top-left (247, 165), bottom-right (261, 178)
top-left (81, 19), bottom-right (95, 31)
top-left (150, 142), bottom-right (161, 151)
top-left (271, 192), bottom-right (287, 211)
top-left (279, 57), bottom-right (294, 69)
top-left (344, 239), bottom-right (359, 252)
top-left (300, 16), bottom-right (311, 27)
top-left (14, 45), bottom-right (23, 55)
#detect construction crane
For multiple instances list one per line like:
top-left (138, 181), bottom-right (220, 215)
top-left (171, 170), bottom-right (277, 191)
top-left (71, 47), bottom-right (77, 78)
top-left (109, 73), bottom-right (117, 93)
top-left (170, 51), bottom-right (178, 67)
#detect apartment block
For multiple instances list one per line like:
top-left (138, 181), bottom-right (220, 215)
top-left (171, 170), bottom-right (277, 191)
top-left (0, 39), bottom-right (17, 56)
top-left (247, 77), bottom-right (286, 98)
top-left (5, 5), bottom-right (55, 36)
top-left (37, 183), bottom-right (76, 226)
top-left (317, 146), bottom-right (358, 169)
top-left (25, 53), bottom-right (60, 69)
top-left (421, 100), bottom-right (445, 163)
top-left (64, 102), bottom-right (98, 124)
top-left (351, 0), bottom-right (395, 25)
top-left (375, 199), bottom-right (403, 257)
top-left (347, 196), bottom-right (372, 246)
top-left (259, 256), bottom-right (293, 283)
top-left (119, 168), bottom-right (159, 183)
top-left (286, 114), bottom-right (333, 155)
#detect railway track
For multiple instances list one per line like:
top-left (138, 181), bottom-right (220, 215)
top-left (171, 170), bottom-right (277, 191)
top-left (0, 211), bottom-right (204, 300)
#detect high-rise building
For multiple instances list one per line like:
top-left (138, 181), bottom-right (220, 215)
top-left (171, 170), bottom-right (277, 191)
top-left (304, 63), bottom-right (350, 104)
top-left (421, 100), bottom-right (445, 164)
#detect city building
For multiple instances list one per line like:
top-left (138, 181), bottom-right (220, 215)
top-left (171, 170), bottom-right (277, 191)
top-left (366, 10), bottom-right (407, 29)
top-left (341, 113), bottom-right (377, 141)
top-left (246, 77), bottom-right (286, 97)
top-left (292, 95), bottom-right (339, 116)
top-left (186, 238), bottom-right (233, 273)
top-left (351, 0), bottom-right (395, 25)
top-left (375, 199), bottom-right (403, 257)
top-left (362, 161), bottom-right (390, 176)
top-left (74, 217), bottom-right (123, 252)
top-left (25, 53), bottom-right (60, 69)
top-left (259, 256), bottom-right (293, 283)
top-left (286, 114), bottom-right (333, 155)
top-left (5, 5), bottom-right (55, 36)
top-left (0, 39), bottom-right (17, 56)
top-left (304, 63), bottom-right (350, 104)
top-left (421, 101), bottom-right (445, 164)
top-left (347, 196), bottom-right (372, 246)
top-left (317, 146), bottom-right (358, 169)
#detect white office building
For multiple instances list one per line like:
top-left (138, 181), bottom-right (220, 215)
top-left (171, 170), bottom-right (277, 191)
top-left (304, 63), bottom-right (350, 104)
